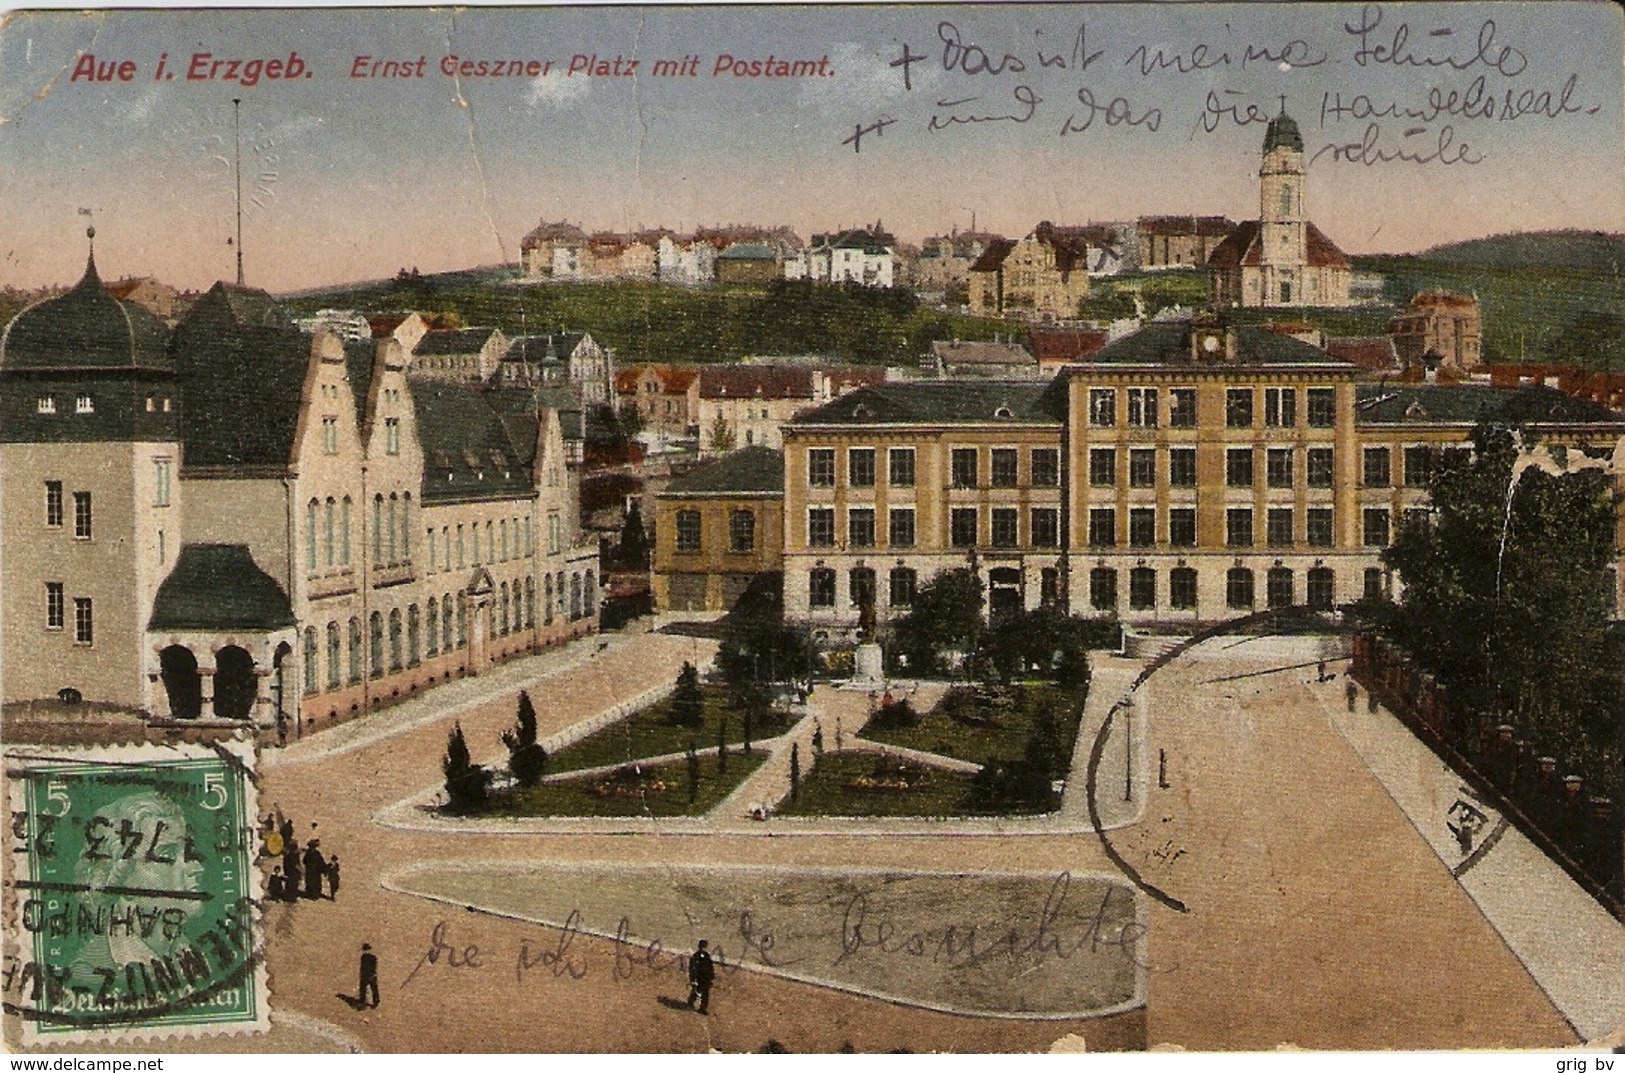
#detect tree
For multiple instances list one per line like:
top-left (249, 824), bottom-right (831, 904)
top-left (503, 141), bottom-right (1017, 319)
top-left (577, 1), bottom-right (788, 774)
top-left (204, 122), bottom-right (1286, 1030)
top-left (686, 742), bottom-right (701, 805)
top-left (442, 721), bottom-right (491, 813)
top-left (716, 714), bottom-right (728, 773)
top-left (616, 501), bottom-right (650, 572)
top-left (1384, 423), bottom-right (1621, 789)
top-left (789, 741), bottom-right (801, 803)
top-left (502, 690), bottom-right (548, 788)
top-left (708, 413), bottom-right (736, 453)
top-left (670, 661), bottom-right (704, 728)
top-left (892, 569), bottom-right (984, 675)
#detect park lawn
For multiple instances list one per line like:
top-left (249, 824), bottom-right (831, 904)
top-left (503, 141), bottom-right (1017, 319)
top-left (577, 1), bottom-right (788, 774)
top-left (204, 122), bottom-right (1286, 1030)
top-left (858, 683), bottom-right (1081, 771)
top-left (774, 753), bottom-right (981, 818)
top-left (547, 684), bottom-right (790, 773)
top-left (492, 750), bottom-right (766, 818)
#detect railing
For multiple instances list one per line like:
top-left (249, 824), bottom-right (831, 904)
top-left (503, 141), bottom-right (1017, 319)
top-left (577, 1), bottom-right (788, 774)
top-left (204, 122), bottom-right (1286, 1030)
top-left (1351, 631), bottom-right (1623, 921)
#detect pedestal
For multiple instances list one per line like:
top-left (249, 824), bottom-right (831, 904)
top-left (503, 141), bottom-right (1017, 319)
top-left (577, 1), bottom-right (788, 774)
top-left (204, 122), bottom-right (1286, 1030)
top-left (852, 642), bottom-right (884, 685)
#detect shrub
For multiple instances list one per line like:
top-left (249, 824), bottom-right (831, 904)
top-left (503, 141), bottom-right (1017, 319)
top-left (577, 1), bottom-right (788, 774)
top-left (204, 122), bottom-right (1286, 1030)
top-left (502, 690), bottom-right (548, 788)
top-left (669, 661), bottom-right (704, 728)
top-left (442, 722), bottom-right (491, 813)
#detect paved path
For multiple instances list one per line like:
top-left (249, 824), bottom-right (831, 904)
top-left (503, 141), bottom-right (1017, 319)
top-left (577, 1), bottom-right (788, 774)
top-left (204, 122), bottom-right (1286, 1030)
top-left (1313, 669), bottom-right (1625, 1041)
top-left (248, 628), bottom-right (1616, 1052)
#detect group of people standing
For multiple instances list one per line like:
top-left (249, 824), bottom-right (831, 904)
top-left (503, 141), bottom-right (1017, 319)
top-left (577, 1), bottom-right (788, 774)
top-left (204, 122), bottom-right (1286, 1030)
top-left (261, 807), bottom-right (341, 903)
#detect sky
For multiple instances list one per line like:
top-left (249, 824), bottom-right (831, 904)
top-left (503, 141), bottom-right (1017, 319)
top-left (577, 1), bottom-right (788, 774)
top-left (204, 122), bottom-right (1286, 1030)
top-left (0, 2), bottom-right (1621, 293)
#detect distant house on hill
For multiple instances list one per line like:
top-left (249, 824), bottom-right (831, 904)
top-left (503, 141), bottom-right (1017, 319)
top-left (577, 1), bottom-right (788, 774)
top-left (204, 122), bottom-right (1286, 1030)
top-left (715, 244), bottom-right (782, 286)
top-left (520, 220), bottom-right (590, 279)
top-left (969, 221), bottom-right (1094, 321)
top-left (1137, 215), bottom-right (1234, 271)
top-left (911, 230), bottom-right (1005, 296)
top-left (787, 225), bottom-right (896, 287)
top-left (1389, 291), bottom-right (1482, 375)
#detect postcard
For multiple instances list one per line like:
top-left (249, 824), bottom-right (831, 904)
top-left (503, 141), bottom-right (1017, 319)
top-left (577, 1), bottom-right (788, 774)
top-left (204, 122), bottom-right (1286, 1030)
top-left (2, 1), bottom-right (1623, 1055)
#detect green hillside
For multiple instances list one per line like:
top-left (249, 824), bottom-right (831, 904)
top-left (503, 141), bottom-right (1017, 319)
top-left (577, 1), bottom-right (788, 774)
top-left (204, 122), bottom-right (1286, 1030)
top-left (282, 272), bottom-right (1008, 366)
top-left (1355, 250), bottom-right (1625, 371)
top-left (1418, 230), bottom-right (1625, 272)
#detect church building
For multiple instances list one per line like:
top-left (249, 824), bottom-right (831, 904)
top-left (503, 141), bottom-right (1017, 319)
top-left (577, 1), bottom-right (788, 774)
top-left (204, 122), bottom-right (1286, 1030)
top-left (1207, 106), bottom-right (1355, 310)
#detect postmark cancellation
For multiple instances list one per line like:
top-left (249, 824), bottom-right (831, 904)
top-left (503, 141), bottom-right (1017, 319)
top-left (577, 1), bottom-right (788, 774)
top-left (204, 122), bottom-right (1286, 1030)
top-left (3, 739), bottom-right (268, 1045)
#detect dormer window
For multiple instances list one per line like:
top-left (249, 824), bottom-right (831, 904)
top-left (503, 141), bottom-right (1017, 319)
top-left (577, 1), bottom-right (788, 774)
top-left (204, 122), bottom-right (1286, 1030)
top-left (992, 405), bottom-right (1014, 419)
top-left (75, 394), bottom-right (93, 414)
top-left (36, 396), bottom-right (55, 414)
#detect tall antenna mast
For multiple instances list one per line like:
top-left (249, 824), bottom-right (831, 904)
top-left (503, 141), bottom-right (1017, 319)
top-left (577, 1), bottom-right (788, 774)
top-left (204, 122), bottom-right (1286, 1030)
top-left (233, 97), bottom-right (245, 286)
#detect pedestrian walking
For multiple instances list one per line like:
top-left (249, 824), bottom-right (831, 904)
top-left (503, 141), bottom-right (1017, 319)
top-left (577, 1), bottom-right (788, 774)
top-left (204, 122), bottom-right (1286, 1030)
top-left (326, 856), bottom-right (341, 901)
top-left (1317, 660), bottom-right (1327, 683)
top-left (1346, 679), bottom-right (1358, 712)
top-left (267, 867), bottom-right (285, 902)
top-left (282, 842), bottom-right (302, 903)
top-left (358, 943), bottom-right (380, 1009)
top-left (686, 939), bottom-right (715, 1014)
top-left (303, 839), bottom-right (325, 900)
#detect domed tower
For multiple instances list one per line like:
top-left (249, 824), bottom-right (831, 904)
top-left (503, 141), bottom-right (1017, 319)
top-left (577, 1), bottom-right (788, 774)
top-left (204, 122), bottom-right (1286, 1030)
top-left (1258, 102), bottom-right (1308, 305)
top-left (0, 230), bottom-right (181, 712)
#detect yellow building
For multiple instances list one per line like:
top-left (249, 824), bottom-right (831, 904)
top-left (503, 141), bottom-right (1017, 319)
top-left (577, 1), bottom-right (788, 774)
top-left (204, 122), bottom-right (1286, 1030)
top-left (781, 383), bottom-right (1067, 635)
top-left (781, 314), bottom-right (1625, 630)
top-left (653, 447), bottom-right (784, 611)
top-left (968, 222), bottom-right (1093, 321)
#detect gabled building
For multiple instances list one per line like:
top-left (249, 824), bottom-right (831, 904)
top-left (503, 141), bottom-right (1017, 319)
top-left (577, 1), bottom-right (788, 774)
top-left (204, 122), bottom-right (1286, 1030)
top-left (409, 326), bottom-right (508, 382)
top-left (968, 222), bottom-right (1094, 321)
top-left (1, 243), bottom-right (597, 733)
top-left (787, 225), bottom-right (896, 287)
top-left (1137, 216), bottom-right (1235, 271)
top-left (499, 331), bottom-right (616, 408)
top-left (616, 363), bottom-right (701, 439)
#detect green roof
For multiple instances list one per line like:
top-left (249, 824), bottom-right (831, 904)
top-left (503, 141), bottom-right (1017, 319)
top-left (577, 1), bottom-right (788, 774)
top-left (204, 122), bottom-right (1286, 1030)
top-left (791, 381), bottom-right (1065, 426)
top-left (663, 447), bottom-right (784, 496)
top-left (1356, 384), bottom-right (1625, 427)
top-left (412, 380), bottom-right (535, 503)
top-left (149, 544), bottom-right (295, 632)
top-left (1, 253), bottom-right (171, 373)
top-left (1081, 321), bottom-right (1349, 368)
top-left (171, 289), bottom-right (311, 470)
top-left (1264, 110), bottom-right (1304, 153)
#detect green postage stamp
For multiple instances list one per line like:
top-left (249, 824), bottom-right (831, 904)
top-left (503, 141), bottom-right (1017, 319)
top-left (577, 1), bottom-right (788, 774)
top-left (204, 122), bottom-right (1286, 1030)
top-left (4, 741), bottom-right (267, 1043)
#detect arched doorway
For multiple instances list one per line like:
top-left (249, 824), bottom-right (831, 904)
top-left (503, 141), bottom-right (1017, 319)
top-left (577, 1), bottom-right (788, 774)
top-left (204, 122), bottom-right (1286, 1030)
top-left (214, 645), bottom-right (257, 721)
top-left (160, 645), bottom-right (203, 720)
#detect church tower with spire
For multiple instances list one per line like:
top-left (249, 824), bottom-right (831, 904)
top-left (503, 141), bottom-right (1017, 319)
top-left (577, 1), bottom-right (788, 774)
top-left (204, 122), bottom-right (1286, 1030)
top-left (1206, 100), bottom-right (1354, 309)
top-left (1258, 102), bottom-right (1308, 305)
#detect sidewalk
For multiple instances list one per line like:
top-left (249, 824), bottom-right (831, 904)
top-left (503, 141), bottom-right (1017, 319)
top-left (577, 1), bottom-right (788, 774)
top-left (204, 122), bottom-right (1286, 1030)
top-left (1315, 665), bottom-right (1625, 1043)
top-left (265, 632), bottom-right (634, 769)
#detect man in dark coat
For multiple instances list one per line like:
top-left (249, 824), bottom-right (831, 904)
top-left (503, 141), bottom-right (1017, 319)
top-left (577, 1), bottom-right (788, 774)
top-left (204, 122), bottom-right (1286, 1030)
top-left (686, 939), bottom-right (715, 1014)
top-left (282, 840), bottom-right (302, 903)
top-left (303, 839), bottom-right (325, 900)
top-left (358, 943), bottom-right (379, 1008)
